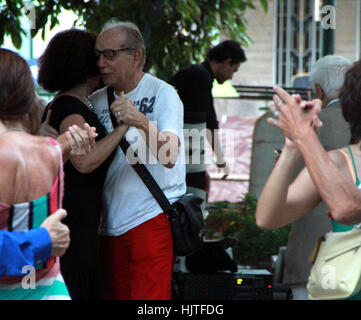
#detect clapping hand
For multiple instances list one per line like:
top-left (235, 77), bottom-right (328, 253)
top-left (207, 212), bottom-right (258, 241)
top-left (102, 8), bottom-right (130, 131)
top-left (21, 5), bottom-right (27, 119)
top-left (267, 86), bottom-right (323, 143)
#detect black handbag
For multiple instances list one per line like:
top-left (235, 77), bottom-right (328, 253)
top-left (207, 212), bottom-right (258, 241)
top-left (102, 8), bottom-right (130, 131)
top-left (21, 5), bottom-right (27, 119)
top-left (106, 86), bottom-right (205, 256)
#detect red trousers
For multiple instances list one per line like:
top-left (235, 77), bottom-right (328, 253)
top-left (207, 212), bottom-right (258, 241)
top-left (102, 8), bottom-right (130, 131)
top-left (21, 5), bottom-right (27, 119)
top-left (99, 213), bottom-right (173, 300)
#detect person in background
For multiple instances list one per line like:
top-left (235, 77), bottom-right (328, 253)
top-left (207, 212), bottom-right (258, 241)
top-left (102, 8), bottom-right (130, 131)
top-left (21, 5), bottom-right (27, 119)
top-left (256, 59), bottom-right (361, 299)
top-left (170, 40), bottom-right (246, 210)
top-left (281, 55), bottom-right (352, 299)
top-left (37, 28), bottom-right (129, 300)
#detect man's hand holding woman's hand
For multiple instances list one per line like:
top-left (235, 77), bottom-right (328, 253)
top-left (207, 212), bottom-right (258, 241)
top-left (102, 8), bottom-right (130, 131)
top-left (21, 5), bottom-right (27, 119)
top-left (65, 123), bottom-right (97, 156)
top-left (39, 109), bottom-right (98, 158)
top-left (56, 123), bottom-right (97, 160)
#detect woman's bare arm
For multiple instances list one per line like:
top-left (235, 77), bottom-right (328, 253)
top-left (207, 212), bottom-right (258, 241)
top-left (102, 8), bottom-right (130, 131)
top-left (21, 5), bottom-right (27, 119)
top-left (59, 114), bottom-right (128, 173)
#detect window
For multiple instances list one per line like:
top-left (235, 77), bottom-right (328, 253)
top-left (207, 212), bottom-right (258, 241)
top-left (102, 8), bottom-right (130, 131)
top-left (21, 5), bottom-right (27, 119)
top-left (274, 0), bottom-right (323, 86)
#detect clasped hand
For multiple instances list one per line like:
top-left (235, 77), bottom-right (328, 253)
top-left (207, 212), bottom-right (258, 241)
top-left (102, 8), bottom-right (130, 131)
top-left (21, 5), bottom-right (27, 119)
top-left (110, 91), bottom-right (144, 128)
top-left (39, 109), bottom-right (98, 157)
top-left (267, 86), bottom-right (323, 145)
top-left (65, 123), bottom-right (97, 156)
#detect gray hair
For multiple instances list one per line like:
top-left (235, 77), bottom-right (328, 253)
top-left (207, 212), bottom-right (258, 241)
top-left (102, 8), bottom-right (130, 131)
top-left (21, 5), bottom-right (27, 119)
top-left (101, 19), bottom-right (146, 70)
top-left (310, 55), bottom-right (352, 99)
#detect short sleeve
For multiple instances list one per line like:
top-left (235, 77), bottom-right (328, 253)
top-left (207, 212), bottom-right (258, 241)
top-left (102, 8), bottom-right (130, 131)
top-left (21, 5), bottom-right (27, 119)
top-left (154, 84), bottom-right (184, 141)
top-left (47, 96), bottom-right (89, 132)
top-left (196, 76), bottom-right (219, 131)
top-left (170, 66), bottom-right (218, 131)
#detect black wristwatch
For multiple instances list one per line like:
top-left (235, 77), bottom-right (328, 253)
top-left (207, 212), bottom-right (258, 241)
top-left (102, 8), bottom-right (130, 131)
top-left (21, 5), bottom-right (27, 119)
top-left (216, 161), bottom-right (227, 168)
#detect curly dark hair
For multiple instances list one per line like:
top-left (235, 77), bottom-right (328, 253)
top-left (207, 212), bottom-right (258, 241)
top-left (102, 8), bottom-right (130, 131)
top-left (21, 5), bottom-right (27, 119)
top-left (339, 60), bottom-right (361, 144)
top-left (206, 40), bottom-right (247, 65)
top-left (37, 29), bottom-right (99, 92)
top-left (0, 48), bottom-right (41, 134)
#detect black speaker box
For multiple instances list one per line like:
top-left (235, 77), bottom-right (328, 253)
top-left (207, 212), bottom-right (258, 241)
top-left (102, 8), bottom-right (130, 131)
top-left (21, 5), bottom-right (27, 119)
top-left (173, 269), bottom-right (273, 300)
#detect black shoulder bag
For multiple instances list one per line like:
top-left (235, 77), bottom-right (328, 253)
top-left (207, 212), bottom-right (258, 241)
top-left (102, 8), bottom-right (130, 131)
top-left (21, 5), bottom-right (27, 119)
top-left (106, 86), bottom-right (205, 256)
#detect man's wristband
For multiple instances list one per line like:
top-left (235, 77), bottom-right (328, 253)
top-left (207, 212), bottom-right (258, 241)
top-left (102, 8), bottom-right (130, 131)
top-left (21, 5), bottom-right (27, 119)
top-left (216, 161), bottom-right (227, 168)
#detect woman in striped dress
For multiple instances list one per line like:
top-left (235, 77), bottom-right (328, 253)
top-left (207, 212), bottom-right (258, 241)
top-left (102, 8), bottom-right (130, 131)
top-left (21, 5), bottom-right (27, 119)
top-left (0, 48), bottom-right (83, 300)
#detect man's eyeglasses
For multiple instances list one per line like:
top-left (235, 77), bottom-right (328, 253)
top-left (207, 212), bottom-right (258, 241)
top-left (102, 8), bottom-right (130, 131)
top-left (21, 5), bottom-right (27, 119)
top-left (94, 48), bottom-right (135, 60)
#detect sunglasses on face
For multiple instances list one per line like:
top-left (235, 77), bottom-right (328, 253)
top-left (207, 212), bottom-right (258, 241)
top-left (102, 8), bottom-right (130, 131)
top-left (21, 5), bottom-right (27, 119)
top-left (94, 48), bottom-right (135, 60)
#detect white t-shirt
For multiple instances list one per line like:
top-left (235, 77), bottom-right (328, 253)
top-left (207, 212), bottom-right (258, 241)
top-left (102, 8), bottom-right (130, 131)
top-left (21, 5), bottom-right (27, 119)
top-left (89, 73), bottom-right (186, 236)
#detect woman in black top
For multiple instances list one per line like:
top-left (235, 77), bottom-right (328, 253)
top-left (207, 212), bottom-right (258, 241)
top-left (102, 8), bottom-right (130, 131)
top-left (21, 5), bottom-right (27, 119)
top-left (37, 29), bottom-right (128, 300)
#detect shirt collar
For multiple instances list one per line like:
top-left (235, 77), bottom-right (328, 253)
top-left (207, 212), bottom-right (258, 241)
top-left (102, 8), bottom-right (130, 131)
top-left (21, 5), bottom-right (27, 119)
top-left (327, 98), bottom-right (340, 107)
top-left (201, 60), bottom-right (215, 80)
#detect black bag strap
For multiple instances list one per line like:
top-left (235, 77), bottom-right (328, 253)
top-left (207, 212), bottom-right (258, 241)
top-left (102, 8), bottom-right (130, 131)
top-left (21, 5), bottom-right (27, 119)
top-left (106, 86), bottom-right (173, 214)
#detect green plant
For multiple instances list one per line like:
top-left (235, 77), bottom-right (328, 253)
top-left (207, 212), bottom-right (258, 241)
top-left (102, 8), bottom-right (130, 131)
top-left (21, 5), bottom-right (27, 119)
top-left (205, 202), bottom-right (243, 238)
top-left (1, 0), bottom-right (269, 80)
top-left (232, 212), bottom-right (290, 266)
top-left (205, 194), bottom-right (290, 266)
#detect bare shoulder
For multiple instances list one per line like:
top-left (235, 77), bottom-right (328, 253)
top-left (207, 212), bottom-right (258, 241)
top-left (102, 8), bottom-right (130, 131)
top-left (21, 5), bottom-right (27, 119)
top-left (328, 146), bottom-right (358, 181)
top-left (0, 134), bottom-right (60, 203)
top-left (0, 134), bottom-right (59, 176)
top-left (30, 135), bottom-right (60, 167)
top-left (328, 148), bottom-right (347, 167)
top-left (0, 141), bottom-right (20, 171)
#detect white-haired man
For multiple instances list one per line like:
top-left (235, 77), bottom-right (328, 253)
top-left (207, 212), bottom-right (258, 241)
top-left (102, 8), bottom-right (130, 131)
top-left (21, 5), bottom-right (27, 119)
top-left (311, 55), bottom-right (352, 109)
top-left (282, 55), bottom-right (352, 300)
top-left (90, 20), bottom-right (186, 300)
